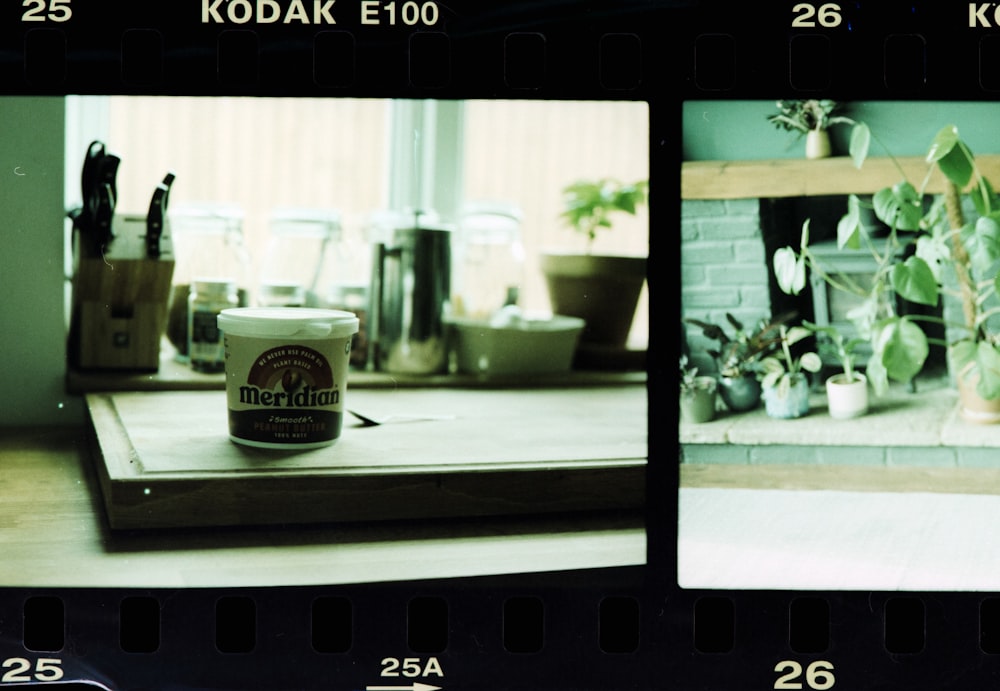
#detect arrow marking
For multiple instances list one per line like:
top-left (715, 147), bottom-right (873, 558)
top-left (366, 684), bottom-right (442, 691)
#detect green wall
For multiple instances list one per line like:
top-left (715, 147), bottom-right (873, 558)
top-left (0, 97), bottom-right (82, 426)
top-left (683, 100), bottom-right (1000, 161)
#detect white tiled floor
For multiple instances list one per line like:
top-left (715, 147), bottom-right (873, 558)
top-left (678, 486), bottom-right (1000, 591)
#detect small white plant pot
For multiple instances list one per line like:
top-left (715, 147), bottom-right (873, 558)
top-left (825, 373), bottom-right (868, 419)
top-left (805, 129), bottom-right (831, 159)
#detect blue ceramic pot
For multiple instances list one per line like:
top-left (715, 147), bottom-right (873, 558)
top-left (762, 376), bottom-right (810, 419)
top-left (718, 375), bottom-right (761, 412)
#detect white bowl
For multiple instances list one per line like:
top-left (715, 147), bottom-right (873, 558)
top-left (449, 315), bottom-right (585, 376)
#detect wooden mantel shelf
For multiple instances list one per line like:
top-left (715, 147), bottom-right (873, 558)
top-left (682, 154), bottom-right (1000, 200)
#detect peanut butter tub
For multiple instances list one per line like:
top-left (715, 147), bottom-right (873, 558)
top-left (217, 307), bottom-right (359, 449)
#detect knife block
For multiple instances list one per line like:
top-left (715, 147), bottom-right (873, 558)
top-left (69, 215), bottom-right (175, 371)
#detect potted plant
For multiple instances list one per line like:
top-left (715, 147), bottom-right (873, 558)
top-left (776, 121), bottom-right (1000, 422)
top-left (805, 322), bottom-right (869, 419)
top-left (758, 324), bottom-right (823, 419)
top-left (683, 311), bottom-right (794, 411)
top-left (767, 99), bottom-right (854, 159)
top-left (541, 178), bottom-right (648, 351)
top-left (772, 216), bottom-right (929, 398)
top-left (679, 355), bottom-right (717, 423)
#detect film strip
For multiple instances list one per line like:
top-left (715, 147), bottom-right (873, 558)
top-left (678, 1), bottom-right (1000, 690)
top-left (5, 0), bottom-right (1000, 689)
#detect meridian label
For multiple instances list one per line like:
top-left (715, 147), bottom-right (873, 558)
top-left (229, 343), bottom-right (345, 446)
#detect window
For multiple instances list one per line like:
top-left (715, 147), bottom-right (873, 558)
top-left (67, 97), bottom-right (648, 346)
top-left (461, 100), bottom-right (649, 344)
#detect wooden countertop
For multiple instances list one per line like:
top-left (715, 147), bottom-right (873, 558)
top-left (0, 422), bottom-right (645, 588)
top-left (65, 343), bottom-right (646, 393)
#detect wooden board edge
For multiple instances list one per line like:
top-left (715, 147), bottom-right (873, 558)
top-left (86, 393), bottom-right (144, 480)
top-left (102, 464), bottom-right (647, 530)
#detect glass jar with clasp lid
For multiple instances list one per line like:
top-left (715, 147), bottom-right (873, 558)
top-left (188, 278), bottom-right (239, 373)
top-left (452, 201), bottom-right (525, 320)
top-left (165, 203), bottom-right (250, 360)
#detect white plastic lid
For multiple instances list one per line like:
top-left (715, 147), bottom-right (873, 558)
top-left (218, 307), bottom-right (359, 339)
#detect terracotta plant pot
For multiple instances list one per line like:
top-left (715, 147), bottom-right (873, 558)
top-left (825, 372), bottom-right (868, 419)
top-left (680, 377), bottom-right (717, 423)
top-left (762, 376), bottom-right (810, 419)
top-left (540, 253), bottom-right (646, 349)
top-left (957, 369), bottom-right (1000, 424)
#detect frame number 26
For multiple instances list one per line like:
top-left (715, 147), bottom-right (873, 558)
top-left (791, 3), bottom-right (842, 27)
top-left (774, 660), bottom-right (835, 690)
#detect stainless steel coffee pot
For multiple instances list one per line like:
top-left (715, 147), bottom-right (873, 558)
top-left (369, 219), bottom-right (452, 374)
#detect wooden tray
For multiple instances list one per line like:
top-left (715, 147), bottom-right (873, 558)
top-left (86, 387), bottom-right (647, 529)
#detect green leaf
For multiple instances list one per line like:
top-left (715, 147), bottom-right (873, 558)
top-left (800, 352), bottom-right (823, 373)
top-left (759, 356), bottom-right (785, 375)
top-left (926, 125), bottom-right (961, 163)
top-left (837, 196), bottom-right (863, 250)
top-left (800, 218), bottom-right (810, 249)
top-left (962, 216), bottom-right (1000, 272)
top-left (871, 188), bottom-right (896, 226)
top-left (773, 247), bottom-right (806, 295)
top-left (761, 369), bottom-right (782, 389)
top-left (891, 256), bottom-right (939, 306)
top-left (613, 186), bottom-right (641, 214)
top-left (845, 337), bottom-right (867, 353)
top-left (926, 125), bottom-right (977, 188)
top-left (865, 353), bottom-right (889, 396)
top-left (873, 183), bottom-right (923, 231)
top-left (976, 342), bottom-right (1000, 400)
top-left (940, 144), bottom-right (975, 189)
top-left (846, 296), bottom-right (879, 339)
top-left (937, 139), bottom-right (975, 188)
top-left (564, 181), bottom-right (603, 204)
top-left (802, 320), bottom-right (836, 339)
top-left (891, 256), bottom-right (940, 306)
top-left (915, 234), bottom-right (950, 282)
top-left (777, 374), bottom-right (790, 398)
top-left (849, 122), bottom-right (871, 169)
top-left (785, 326), bottom-right (811, 347)
top-left (971, 176), bottom-right (997, 217)
top-left (876, 317), bottom-right (928, 383)
top-left (949, 339), bottom-right (977, 379)
top-left (895, 182), bottom-right (925, 229)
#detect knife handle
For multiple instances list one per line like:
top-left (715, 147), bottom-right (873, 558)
top-left (92, 183), bottom-right (114, 255)
top-left (161, 171), bottom-right (176, 211)
top-left (146, 183), bottom-right (168, 259)
top-left (98, 154), bottom-right (121, 207)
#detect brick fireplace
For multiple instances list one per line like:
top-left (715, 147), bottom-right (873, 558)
top-left (679, 156), bottom-right (958, 377)
top-left (681, 197), bottom-right (770, 373)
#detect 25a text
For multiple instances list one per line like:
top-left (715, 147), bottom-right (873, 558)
top-left (380, 656), bottom-right (445, 678)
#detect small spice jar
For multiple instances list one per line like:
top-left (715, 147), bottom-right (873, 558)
top-left (188, 278), bottom-right (239, 373)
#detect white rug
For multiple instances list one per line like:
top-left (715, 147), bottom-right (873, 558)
top-left (678, 487), bottom-right (1000, 591)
